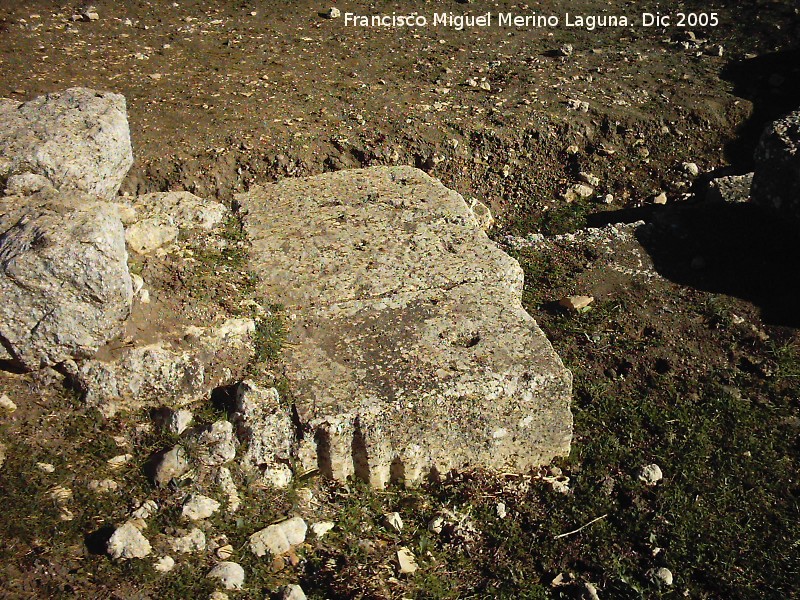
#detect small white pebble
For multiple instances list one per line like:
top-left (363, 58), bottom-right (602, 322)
top-left (49, 485), bottom-right (72, 502)
top-left (682, 162), bottom-right (700, 176)
top-left (397, 546), bottom-right (418, 574)
top-left (154, 555), bottom-right (175, 572)
top-left (0, 394), bottom-right (17, 413)
top-left (310, 521), bottom-right (335, 538)
top-left (638, 463), bottom-right (663, 485)
top-left (88, 479), bottom-right (119, 493)
top-left (131, 499), bottom-right (159, 520)
top-left (653, 192), bottom-right (668, 205)
top-left (428, 516), bottom-right (445, 534)
top-left (385, 512), bottom-right (403, 532)
top-left (107, 454), bottom-right (133, 469)
top-left (648, 566), bottom-right (674, 586)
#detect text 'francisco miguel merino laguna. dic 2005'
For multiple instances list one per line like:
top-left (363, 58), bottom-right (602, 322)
top-left (342, 11), bottom-right (721, 31)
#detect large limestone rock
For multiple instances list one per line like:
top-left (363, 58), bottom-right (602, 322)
top-left (0, 190), bottom-right (132, 370)
top-left (78, 318), bottom-right (255, 416)
top-left (0, 88), bottom-right (133, 200)
top-left (238, 166), bottom-right (572, 486)
top-left (752, 110), bottom-right (800, 224)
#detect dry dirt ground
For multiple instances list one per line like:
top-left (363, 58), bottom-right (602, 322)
top-left (1, 1), bottom-right (800, 599)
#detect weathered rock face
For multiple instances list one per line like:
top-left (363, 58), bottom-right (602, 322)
top-left (78, 318), bottom-right (255, 416)
top-left (706, 173), bottom-right (753, 204)
top-left (232, 380), bottom-right (295, 487)
top-left (239, 166), bottom-right (572, 487)
top-left (0, 88), bottom-right (133, 200)
top-left (0, 190), bottom-right (132, 370)
top-left (752, 110), bottom-right (800, 224)
top-left (124, 191), bottom-right (228, 254)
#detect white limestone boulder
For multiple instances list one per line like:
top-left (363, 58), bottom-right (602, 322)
top-left (0, 88), bottom-right (133, 200)
top-left (0, 190), bottom-right (132, 370)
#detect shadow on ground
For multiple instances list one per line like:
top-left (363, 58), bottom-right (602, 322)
top-left (721, 47), bottom-right (800, 170)
top-left (589, 202), bottom-right (800, 328)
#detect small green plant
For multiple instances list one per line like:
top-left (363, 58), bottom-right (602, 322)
top-left (253, 307), bottom-right (287, 363)
top-left (538, 201), bottom-right (590, 236)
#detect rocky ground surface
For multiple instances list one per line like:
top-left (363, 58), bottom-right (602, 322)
top-left (1, 1), bottom-right (800, 599)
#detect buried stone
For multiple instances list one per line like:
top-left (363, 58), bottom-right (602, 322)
top-left (239, 166), bottom-right (572, 486)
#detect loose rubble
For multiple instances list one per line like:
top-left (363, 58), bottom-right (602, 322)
top-left (249, 517), bottom-right (307, 557)
top-left (131, 499), bottom-right (159, 520)
top-left (648, 566), bottom-right (674, 587)
top-left (559, 295), bottom-right (595, 312)
top-left (310, 522), bottom-right (335, 538)
top-left (88, 479), bottom-right (119, 494)
top-left (385, 512), bottom-right (404, 532)
top-left (280, 584), bottom-right (308, 600)
top-left (397, 547), bottom-right (419, 574)
top-left (167, 409), bottom-right (193, 435)
top-left (170, 528), bottom-right (206, 554)
top-left (147, 445), bottom-right (190, 487)
top-left (0, 394), bottom-right (17, 413)
top-left (181, 494), bottom-right (221, 521)
top-left (154, 556), bottom-right (175, 573)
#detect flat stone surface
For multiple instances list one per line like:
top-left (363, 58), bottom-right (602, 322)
top-left (238, 166), bottom-right (572, 486)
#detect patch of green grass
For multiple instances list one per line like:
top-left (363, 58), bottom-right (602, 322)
top-left (0, 389), bottom-right (171, 597)
top-left (770, 341), bottom-right (800, 381)
top-left (183, 213), bottom-right (257, 306)
top-left (253, 307), bottom-right (287, 364)
top-left (702, 294), bottom-right (737, 329)
top-left (537, 202), bottom-right (590, 237)
top-left (513, 249), bottom-right (576, 308)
